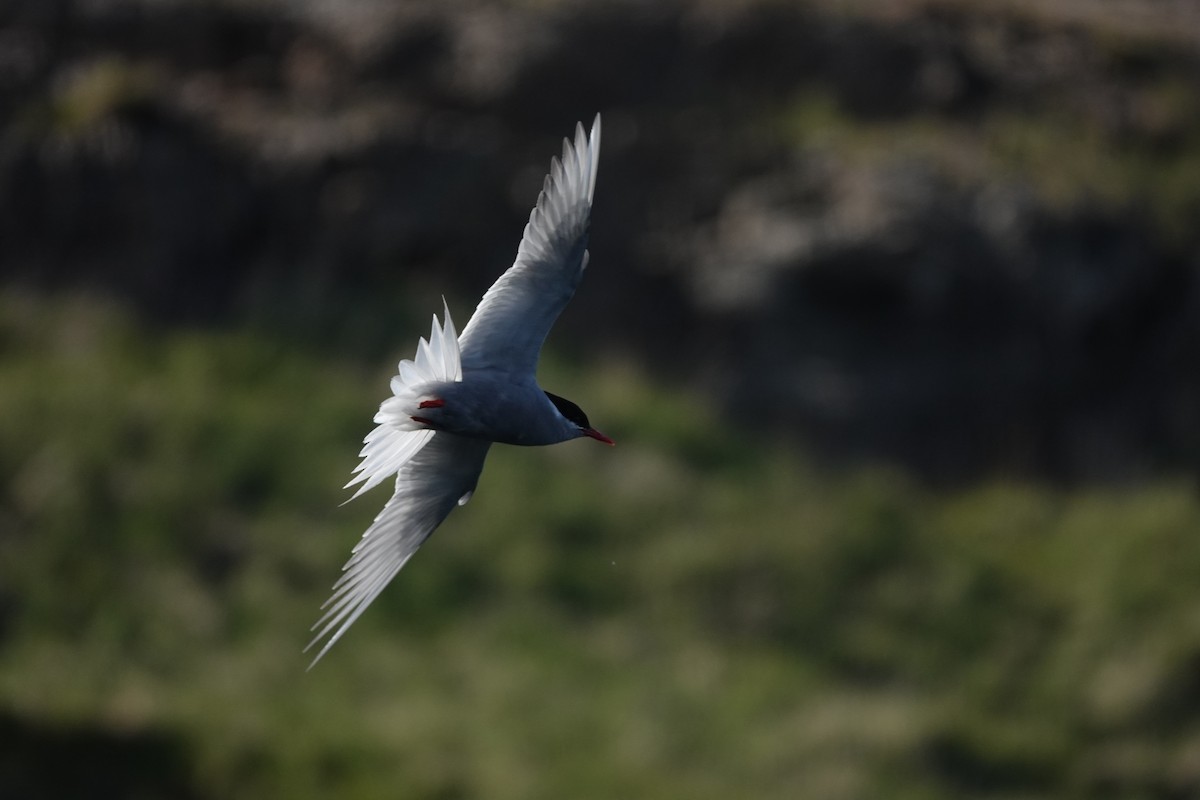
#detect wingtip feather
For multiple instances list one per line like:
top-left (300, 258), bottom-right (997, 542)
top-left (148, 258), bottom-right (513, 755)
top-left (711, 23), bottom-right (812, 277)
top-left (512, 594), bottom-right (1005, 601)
top-left (586, 114), bottom-right (600, 203)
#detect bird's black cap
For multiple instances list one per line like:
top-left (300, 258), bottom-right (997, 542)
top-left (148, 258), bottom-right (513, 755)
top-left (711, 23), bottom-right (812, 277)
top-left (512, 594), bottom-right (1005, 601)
top-left (545, 391), bottom-right (591, 429)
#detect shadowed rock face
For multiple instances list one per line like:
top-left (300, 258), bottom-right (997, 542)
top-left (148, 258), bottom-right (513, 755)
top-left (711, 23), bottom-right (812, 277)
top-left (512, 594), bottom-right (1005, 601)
top-left (2, 0), bottom-right (1198, 482)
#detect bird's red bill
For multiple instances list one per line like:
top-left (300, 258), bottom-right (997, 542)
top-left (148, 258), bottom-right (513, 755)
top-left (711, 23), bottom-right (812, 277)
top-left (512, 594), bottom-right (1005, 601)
top-left (584, 428), bottom-right (615, 446)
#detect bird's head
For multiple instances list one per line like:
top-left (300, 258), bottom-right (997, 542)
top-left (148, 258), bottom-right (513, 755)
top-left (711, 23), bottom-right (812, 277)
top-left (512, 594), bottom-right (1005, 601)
top-left (545, 391), bottom-right (614, 445)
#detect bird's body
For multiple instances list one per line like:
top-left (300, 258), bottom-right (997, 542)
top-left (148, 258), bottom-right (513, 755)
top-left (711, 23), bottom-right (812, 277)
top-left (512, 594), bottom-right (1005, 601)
top-left (408, 372), bottom-right (579, 446)
top-left (307, 116), bottom-right (607, 666)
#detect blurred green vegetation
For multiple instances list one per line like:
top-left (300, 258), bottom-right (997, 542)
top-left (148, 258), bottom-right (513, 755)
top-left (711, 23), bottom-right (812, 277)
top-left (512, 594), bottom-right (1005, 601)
top-left (3, 290), bottom-right (1200, 799)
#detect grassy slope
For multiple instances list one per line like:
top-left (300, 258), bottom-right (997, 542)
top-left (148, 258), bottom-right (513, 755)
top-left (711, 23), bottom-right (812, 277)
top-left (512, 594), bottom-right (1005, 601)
top-left (2, 291), bottom-right (1200, 799)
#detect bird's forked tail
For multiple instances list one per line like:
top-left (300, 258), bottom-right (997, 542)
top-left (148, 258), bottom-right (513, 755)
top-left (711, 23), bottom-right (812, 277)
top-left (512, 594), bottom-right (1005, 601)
top-left (343, 300), bottom-right (461, 502)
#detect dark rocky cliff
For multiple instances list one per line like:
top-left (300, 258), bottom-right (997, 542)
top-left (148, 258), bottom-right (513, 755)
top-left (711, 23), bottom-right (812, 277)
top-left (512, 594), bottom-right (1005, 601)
top-left (3, 0), bottom-right (1198, 482)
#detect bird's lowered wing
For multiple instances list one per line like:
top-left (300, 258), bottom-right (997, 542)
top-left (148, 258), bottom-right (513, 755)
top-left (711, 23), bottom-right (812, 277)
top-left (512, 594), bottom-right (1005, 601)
top-left (307, 432), bottom-right (491, 667)
top-left (458, 115), bottom-right (601, 374)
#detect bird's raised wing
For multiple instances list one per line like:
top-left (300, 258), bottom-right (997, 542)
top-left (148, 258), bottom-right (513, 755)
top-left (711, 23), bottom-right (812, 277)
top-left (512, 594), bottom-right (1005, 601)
top-left (306, 432), bottom-right (491, 667)
top-left (459, 115), bottom-right (601, 374)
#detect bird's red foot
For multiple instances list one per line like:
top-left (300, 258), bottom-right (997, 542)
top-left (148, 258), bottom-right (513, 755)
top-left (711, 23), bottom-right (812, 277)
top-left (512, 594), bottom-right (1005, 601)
top-left (418, 398), bottom-right (445, 409)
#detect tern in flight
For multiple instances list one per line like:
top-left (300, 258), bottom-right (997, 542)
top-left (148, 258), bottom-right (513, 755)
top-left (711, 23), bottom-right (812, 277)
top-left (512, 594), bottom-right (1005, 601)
top-left (307, 115), bottom-right (609, 666)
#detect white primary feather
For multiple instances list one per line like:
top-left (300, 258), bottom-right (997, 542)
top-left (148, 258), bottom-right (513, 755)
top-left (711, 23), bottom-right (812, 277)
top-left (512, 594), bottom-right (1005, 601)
top-left (308, 433), bottom-right (491, 667)
top-left (459, 115), bottom-right (601, 374)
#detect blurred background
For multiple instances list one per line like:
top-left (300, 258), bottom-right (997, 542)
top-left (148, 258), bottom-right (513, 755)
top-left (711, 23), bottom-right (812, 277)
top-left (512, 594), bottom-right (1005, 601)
top-left (3, 0), bottom-right (1200, 797)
